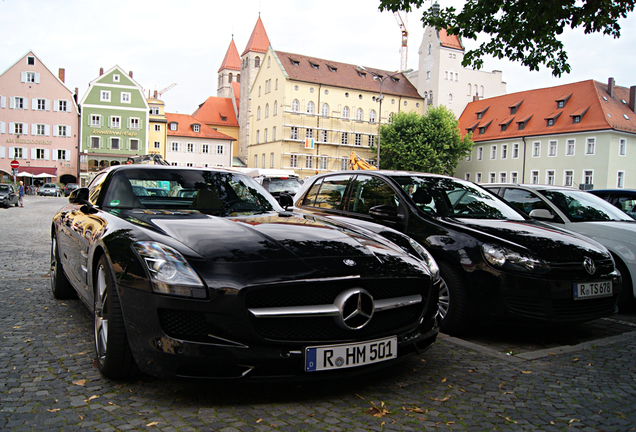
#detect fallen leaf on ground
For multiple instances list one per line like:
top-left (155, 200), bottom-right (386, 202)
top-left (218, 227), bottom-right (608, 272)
top-left (366, 401), bottom-right (389, 418)
top-left (441, 377), bottom-right (447, 382)
top-left (47, 409), bottom-right (60, 413)
top-left (430, 395), bottom-right (451, 402)
top-left (146, 421), bottom-right (159, 427)
top-left (73, 380), bottom-right (86, 386)
top-left (521, 371), bottom-right (532, 374)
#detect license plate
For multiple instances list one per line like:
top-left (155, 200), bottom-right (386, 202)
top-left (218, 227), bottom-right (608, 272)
top-left (305, 337), bottom-right (397, 372)
top-left (573, 281), bottom-right (613, 300)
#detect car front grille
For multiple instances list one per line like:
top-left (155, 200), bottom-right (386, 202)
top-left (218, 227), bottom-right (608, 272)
top-left (158, 309), bottom-right (208, 338)
top-left (548, 258), bottom-right (615, 279)
top-left (506, 295), bottom-right (618, 322)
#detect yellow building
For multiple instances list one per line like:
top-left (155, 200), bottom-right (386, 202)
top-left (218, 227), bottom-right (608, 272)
top-left (147, 96), bottom-right (167, 159)
top-left (247, 48), bottom-right (426, 177)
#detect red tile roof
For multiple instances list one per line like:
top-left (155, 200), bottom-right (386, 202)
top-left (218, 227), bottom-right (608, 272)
top-left (458, 79), bottom-right (636, 142)
top-left (166, 113), bottom-right (234, 140)
top-left (218, 39), bottom-right (241, 73)
top-left (191, 97), bottom-right (239, 127)
top-left (274, 51), bottom-right (422, 99)
top-left (439, 29), bottom-right (463, 50)
top-left (241, 17), bottom-right (270, 56)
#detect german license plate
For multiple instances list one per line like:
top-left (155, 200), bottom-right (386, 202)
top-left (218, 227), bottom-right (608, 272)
top-left (305, 337), bottom-right (397, 372)
top-left (573, 281), bottom-right (613, 300)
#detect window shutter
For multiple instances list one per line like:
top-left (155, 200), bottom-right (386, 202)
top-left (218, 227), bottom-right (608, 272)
top-left (0, 96), bottom-right (5, 108)
top-left (35, 73), bottom-right (40, 84)
top-left (31, 148), bottom-right (36, 159)
top-left (20, 72), bottom-right (26, 83)
top-left (9, 122), bottom-right (14, 134)
top-left (66, 151), bottom-right (71, 161)
top-left (53, 100), bottom-right (59, 112)
top-left (23, 123), bottom-right (28, 134)
top-left (31, 124), bottom-right (37, 135)
top-left (107, 117), bottom-right (111, 128)
top-left (44, 149), bottom-right (49, 160)
top-left (0, 122), bottom-right (5, 134)
top-left (67, 125), bottom-right (71, 137)
top-left (23, 98), bottom-right (28, 109)
top-left (45, 99), bottom-right (50, 111)
top-left (9, 147), bottom-right (14, 158)
top-left (45, 125), bottom-right (50, 136)
top-left (87, 115), bottom-right (91, 126)
top-left (32, 99), bottom-right (38, 110)
top-left (52, 150), bottom-right (58, 161)
top-left (9, 97), bottom-right (15, 109)
top-left (127, 117), bottom-right (131, 128)
top-left (52, 125), bottom-right (58, 137)
top-left (0, 147), bottom-right (4, 158)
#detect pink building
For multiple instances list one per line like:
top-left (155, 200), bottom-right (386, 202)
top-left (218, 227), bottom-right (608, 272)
top-left (0, 51), bottom-right (79, 185)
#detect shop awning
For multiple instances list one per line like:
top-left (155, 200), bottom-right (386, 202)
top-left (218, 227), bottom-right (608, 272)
top-left (15, 167), bottom-right (57, 177)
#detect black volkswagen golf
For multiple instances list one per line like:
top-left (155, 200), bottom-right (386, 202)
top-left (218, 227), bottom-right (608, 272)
top-left (292, 171), bottom-right (621, 335)
top-left (50, 165), bottom-right (440, 379)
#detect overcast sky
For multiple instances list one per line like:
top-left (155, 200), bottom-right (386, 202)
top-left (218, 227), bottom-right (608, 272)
top-left (2, 0), bottom-right (635, 115)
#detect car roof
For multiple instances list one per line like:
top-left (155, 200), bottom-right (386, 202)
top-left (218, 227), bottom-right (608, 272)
top-left (589, 189), bottom-right (636, 194)
top-left (484, 183), bottom-right (578, 191)
top-left (100, 164), bottom-right (241, 175)
top-left (314, 170), bottom-right (456, 180)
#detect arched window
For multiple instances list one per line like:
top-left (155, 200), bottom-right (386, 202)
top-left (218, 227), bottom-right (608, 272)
top-left (480, 85), bottom-right (484, 97)
top-left (467, 84), bottom-right (472, 95)
top-left (274, 101), bottom-right (278, 115)
top-left (275, 78), bottom-right (278, 90)
top-left (369, 109), bottom-right (376, 123)
top-left (257, 106), bottom-right (261, 120)
top-left (229, 73), bottom-right (233, 83)
top-left (265, 103), bottom-right (269, 118)
top-left (237, 73), bottom-right (240, 83)
top-left (292, 99), bottom-right (300, 112)
top-left (255, 56), bottom-right (261, 68)
top-left (321, 103), bottom-right (329, 117)
top-left (267, 57), bottom-right (271, 67)
top-left (307, 101), bottom-right (315, 114)
top-left (474, 84), bottom-right (478, 96)
top-left (356, 108), bottom-right (363, 121)
top-left (342, 106), bottom-right (350, 119)
top-left (218, 75), bottom-right (222, 87)
top-left (427, 43), bottom-right (432, 55)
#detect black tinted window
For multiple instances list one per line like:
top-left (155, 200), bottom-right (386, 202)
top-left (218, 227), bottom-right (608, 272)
top-left (302, 175), bottom-right (350, 209)
top-left (347, 175), bottom-right (398, 214)
top-left (502, 188), bottom-right (547, 215)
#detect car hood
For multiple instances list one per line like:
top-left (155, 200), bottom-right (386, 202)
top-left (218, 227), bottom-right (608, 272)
top-left (128, 210), bottom-right (417, 266)
top-left (561, 220), bottom-right (636, 255)
top-left (447, 218), bottom-right (610, 262)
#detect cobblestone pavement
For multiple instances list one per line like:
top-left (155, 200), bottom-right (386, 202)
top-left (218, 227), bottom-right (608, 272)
top-left (1, 197), bottom-right (636, 431)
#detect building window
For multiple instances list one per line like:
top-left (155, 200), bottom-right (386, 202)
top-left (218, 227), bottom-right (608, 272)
top-left (306, 128), bottom-right (313, 139)
top-left (305, 155), bottom-right (313, 169)
top-left (531, 171), bottom-right (539, 184)
top-left (193, 124), bottom-right (200, 132)
top-left (290, 155), bottom-right (298, 168)
top-left (617, 171), bottom-right (625, 188)
top-left (130, 139), bottom-right (139, 151)
top-left (13, 96), bottom-right (25, 109)
top-left (150, 107), bottom-right (159, 115)
top-left (546, 170), bottom-right (555, 185)
top-left (341, 158), bottom-right (348, 170)
top-left (154, 141), bottom-right (160, 149)
top-left (369, 110), bottom-right (376, 123)
top-left (91, 115), bottom-right (101, 127)
top-left (490, 145), bottom-right (497, 160)
top-left (319, 156), bottom-right (328, 170)
top-left (111, 137), bottom-right (120, 150)
top-left (171, 142), bottom-right (179, 152)
top-left (36, 124), bottom-right (46, 135)
top-left (476, 172), bottom-right (482, 183)
top-left (586, 138), bottom-right (595, 155)
top-left (36, 99), bottom-right (46, 111)
top-left (265, 104), bottom-right (269, 118)
top-left (100, 90), bottom-right (111, 102)
top-left (501, 144), bottom-right (508, 159)
top-left (489, 172), bottom-right (496, 183)
top-left (257, 106), bottom-right (261, 120)
top-left (584, 170), bottom-right (594, 186)
top-left (619, 138), bottom-right (626, 156)
top-left (548, 140), bottom-right (557, 156)
top-left (110, 116), bottom-right (121, 129)
top-left (255, 56), bottom-right (261, 68)
top-left (465, 173), bottom-right (471, 181)
top-left (290, 126), bottom-right (298, 140)
top-left (321, 130), bottom-right (328, 143)
top-left (26, 72), bottom-right (36, 83)
top-left (57, 100), bottom-right (68, 112)
top-left (369, 135), bottom-right (376, 147)
top-left (511, 172), bottom-right (518, 183)
top-left (307, 101), bottom-right (315, 114)
top-left (265, 128), bottom-right (268, 142)
top-left (270, 153), bottom-right (275, 168)
top-left (273, 127), bottom-right (277, 141)
top-left (533, 141), bottom-right (541, 157)
top-left (566, 139), bottom-right (575, 155)
top-left (274, 101), bottom-right (278, 116)
top-left (121, 92), bottom-right (131, 103)
top-left (200, 144), bottom-right (208, 154)
top-left (256, 130), bottom-right (260, 144)
top-left (466, 153), bottom-right (472, 162)
top-left (170, 123), bottom-right (177, 131)
top-left (322, 103), bottom-right (329, 117)
top-left (91, 136), bottom-right (100, 149)
top-left (573, 115), bottom-right (581, 123)
top-left (341, 132), bottom-right (348, 145)
top-left (477, 146), bottom-right (483, 160)
top-left (130, 118), bottom-right (140, 130)
top-left (292, 99), bottom-right (299, 112)
top-left (254, 155), bottom-right (258, 167)
top-left (57, 149), bottom-right (67, 160)
top-left (356, 108), bottom-right (363, 121)
top-left (212, 145), bottom-right (222, 155)
top-left (58, 125), bottom-right (67, 137)
top-left (154, 124), bottom-right (161, 131)
top-left (35, 148), bottom-right (46, 160)
top-left (13, 123), bottom-right (24, 134)
top-left (500, 172), bottom-right (507, 183)
top-left (512, 143), bottom-right (519, 159)
top-left (342, 106), bottom-right (350, 119)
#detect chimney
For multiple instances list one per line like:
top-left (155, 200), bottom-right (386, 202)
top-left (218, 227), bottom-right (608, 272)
top-left (473, 91), bottom-right (479, 102)
top-left (74, 87), bottom-right (78, 104)
top-left (99, 67), bottom-right (104, 76)
top-left (629, 86), bottom-right (636, 113)
top-left (58, 68), bottom-right (65, 83)
top-left (129, 71), bottom-right (133, 78)
top-left (154, 90), bottom-right (158, 98)
top-left (608, 77), bottom-right (615, 98)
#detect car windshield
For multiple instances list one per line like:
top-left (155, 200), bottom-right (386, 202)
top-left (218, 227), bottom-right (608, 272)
top-left (268, 178), bottom-right (303, 194)
top-left (0, 185), bottom-right (9, 192)
top-left (539, 189), bottom-right (634, 222)
top-left (43, 184), bottom-right (55, 188)
top-left (101, 168), bottom-right (281, 216)
top-left (389, 175), bottom-right (525, 220)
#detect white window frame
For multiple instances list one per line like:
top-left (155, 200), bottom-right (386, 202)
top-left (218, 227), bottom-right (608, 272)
top-left (187, 143), bottom-right (194, 153)
top-left (120, 92), bottom-right (131, 103)
top-left (511, 172), bottom-right (518, 184)
top-left (154, 124), bottom-right (161, 131)
top-left (489, 172), bottom-right (496, 183)
top-left (548, 140), bottom-right (557, 157)
top-left (532, 141), bottom-right (541, 157)
top-left (476, 172), bottom-right (482, 183)
top-left (170, 123), bottom-right (177, 131)
top-left (501, 144), bottom-right (508, 159)
top-left (216, 145), bottom-right (224, 155)
top-left (129, 138), bottom-right (139, 151)
top-left (546, 170), bottom-right (555, 185)
top-left (499, 172), bottom-right (507, 183)
top-left (290, 154), bottom-right (298, 168)
top-left (585, 137), bottom-right (595, 155)
top-left (564, 170), bottom-right (574, 187)
top-left (464, 173), bottom-right (471, 181)
top-left (566, 139), bottom-right (575, 156)
top-left (490, 145), bottom-right (497, 160)
top-left (617, 171), bottom-right (625, 188)
top-left (171, 142), bottom-right (179, 152)
top-left (90, 115), bottom-right (101, 127)
top-left (531, 170), bottom-right (539, 184)
top-left (477, 146), bottom-right (483, 160)
top-left (192, 124), bottom-right (200, 132)
top-left (512, 143), bottom-right (519, 159)
top-left (583, 170), bottom-right (594, 186)
top-left (100, 90), bottom-right (111, 102)
top-left (154, 141), bottom-right (161, 149)
top-left (110, 116), bottom-right (121, 129)
top-left (305, 155), bottom-right (313, 169)
top-left (619, 138), bottom-right (627, 156)
top-left (202, 144), bottom-right (209, 154)
top-left (90, 136), bottom-right (100, 149)
top-left (129, 118), bottom-right (140, 130)
top-left (110, 137), bottom-right (120, 150)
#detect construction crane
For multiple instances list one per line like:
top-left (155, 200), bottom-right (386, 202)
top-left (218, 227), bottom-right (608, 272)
top-left (158, 83), bottom-right (177, 98)
top-left (394, 12), bottom-right (409, 72)
top-left (349, 151), bottom-right (377, 170)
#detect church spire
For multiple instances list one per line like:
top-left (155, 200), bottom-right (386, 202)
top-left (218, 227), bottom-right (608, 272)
top-left (241, 16), bottom-right (270, 56)
top-left (218, 39), bottom-right (241, 73)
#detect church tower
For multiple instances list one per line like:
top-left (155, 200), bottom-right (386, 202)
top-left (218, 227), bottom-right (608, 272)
top-left (217, 38), bottom-right (241, 99)
top-left (238, 16), bottom-right (270, 163)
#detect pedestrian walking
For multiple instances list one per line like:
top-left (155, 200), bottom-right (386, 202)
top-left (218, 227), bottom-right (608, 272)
top-left (18, 181), bottom-right (24, 207)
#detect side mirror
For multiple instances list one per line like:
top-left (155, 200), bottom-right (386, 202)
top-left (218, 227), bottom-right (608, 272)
top-left (276, 192), bottom-right (294, 210)
top-left (529, 209), bottom-right (554, 220)
top-left (69, 187), bottom-right (91, 206)
top-left (369, 204), bottom-right (401, 221)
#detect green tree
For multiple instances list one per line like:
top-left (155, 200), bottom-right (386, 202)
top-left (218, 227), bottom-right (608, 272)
top-left (379, 106), bottom-right (472, 175)
top-left (379, 0), bottom-right (635, 77)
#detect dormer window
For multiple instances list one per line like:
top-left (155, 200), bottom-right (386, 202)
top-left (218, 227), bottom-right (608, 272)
top-left (357, 70), bottom-right (366, 77)
top-left (501, 124), bottom-right (507, 132)
top-left (475, 107), bottom-right (489, 119)
top-left (547, 119), bottom-right (554, 126)
top-left (516, 114), bottom-right (532, 130)
top-left (220, 115), bottom-right (227, 121)
top-left (390, 76), bottom-right (400, 83)
top-left (544, 111), bottom-right (562, 127)
top-left (327, 65), bottom-right (337, 72)
top-left (509, 101), bottom-right (523, 115)
top-left (518, 122), bottom-right (526, 130)
top-left (557, 101), bottom-right (564, 109)
top-left (192, 124), bottom-right (200, 132)
top-left (573, 116), bottom-right (581, 123)
top-left (570, 106), bottom-right (589, 124)
top-left (478, 120), bottom-right (492, 135)
top-left (169, 122), bottom-right (177, 131)
top-left (113, 74), bottom-right (120, 83)
top-left (555, 94), bottom-right (572, 109)
top-left (309, 62), bottom-right (319, 69)
top-left (290, 58), bottom-right (300, 66)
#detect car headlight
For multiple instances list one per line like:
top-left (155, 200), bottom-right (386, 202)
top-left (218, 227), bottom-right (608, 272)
top-left (409, 238), bottom-right (440, 281)
top-left (481, 243), bottom-right (549, 273)
top-left (133, 241), bottom-right (206, 298)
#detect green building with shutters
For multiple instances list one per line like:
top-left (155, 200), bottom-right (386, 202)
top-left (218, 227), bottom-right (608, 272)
top-left (79, 66), bottom-right (149, 185)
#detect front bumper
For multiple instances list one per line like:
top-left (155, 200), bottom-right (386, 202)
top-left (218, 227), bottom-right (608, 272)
top-left (117, 278), bottom-right (439, 379)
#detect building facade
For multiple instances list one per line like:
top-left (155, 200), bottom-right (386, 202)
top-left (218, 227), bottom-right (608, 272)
top-left (247, 48), bottom-right (426, 177)
top-left (192, 96), bottom-right (240, 165)
top-left (455, 78), bottom-right (636, 190)
top-left (79, 66), bottom-right (149, 185)
top-left (148, 95), bottom-right (167, 159)
top-left (166, 113), bottom-right (234, 167)
top-left (0, 51), bottom-right (79, 185)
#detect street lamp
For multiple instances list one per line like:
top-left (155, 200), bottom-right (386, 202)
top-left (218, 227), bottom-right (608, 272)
top-left (356, 66), bottom-right (412, 169)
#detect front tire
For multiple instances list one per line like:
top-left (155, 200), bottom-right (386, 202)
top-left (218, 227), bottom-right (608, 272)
top-left (94, 255), bottom-right (137, 379)
top-left (50, 235), bottom-right (77, 299)
top-left (616, 260), bottom-right (635, 312)
top-left (437, 262), bottom-right (471, 335)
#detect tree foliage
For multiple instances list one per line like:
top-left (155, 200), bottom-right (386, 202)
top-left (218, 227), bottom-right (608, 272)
top-left (379, 106), bottom-right (472, 175)
top-left (379, 0), bottom-right (635, 77)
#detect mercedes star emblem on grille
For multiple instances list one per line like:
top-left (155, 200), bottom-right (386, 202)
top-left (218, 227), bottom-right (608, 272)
top-left (583, 257), bottom-right (596, 275)
top-left (334, 288), bottom-right (375, 330)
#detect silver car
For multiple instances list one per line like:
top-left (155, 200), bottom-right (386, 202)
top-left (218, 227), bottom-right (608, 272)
top-left (39, 183), bottom-right (60, 197)
top-left (486, 184), bottom-right (636, 310)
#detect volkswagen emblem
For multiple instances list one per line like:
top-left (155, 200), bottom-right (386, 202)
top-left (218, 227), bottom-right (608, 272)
top-left (333, 288), bottom-right (374, 330)
top-left (343, 259), bottom-right (356, 267)
top-left (583, 257), bottom-right (596, 275)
